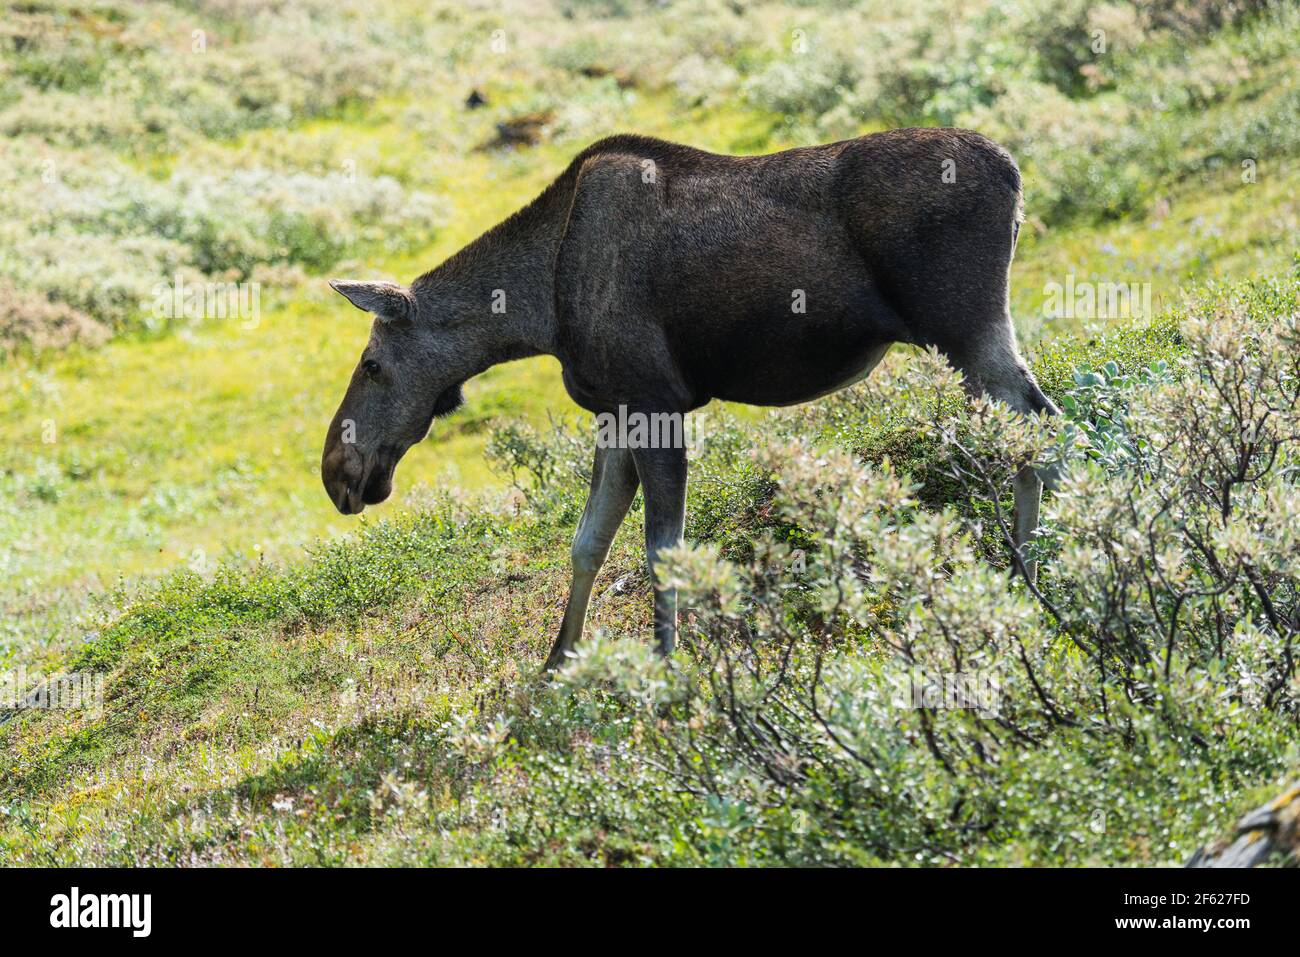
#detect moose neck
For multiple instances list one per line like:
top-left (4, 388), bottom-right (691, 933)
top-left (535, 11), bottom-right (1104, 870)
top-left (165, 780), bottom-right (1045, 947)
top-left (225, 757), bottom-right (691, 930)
top-left (410, 170), bottom-right (580, 371)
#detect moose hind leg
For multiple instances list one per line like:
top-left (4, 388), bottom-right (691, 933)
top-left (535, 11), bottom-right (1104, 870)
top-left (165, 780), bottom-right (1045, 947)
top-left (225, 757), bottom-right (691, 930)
top-left (631, 444), bottom-right (688, 656)
top-left (944, 320), bottom-right (1059, 584)
top-left (543, 446), bottom-right (639, 672)
top-left (1012, 465), bottom-right (1043, 583)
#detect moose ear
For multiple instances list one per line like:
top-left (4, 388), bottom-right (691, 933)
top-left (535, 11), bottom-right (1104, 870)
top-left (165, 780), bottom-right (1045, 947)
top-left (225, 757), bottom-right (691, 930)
top-left (329, 280), bottom-right (414, 323)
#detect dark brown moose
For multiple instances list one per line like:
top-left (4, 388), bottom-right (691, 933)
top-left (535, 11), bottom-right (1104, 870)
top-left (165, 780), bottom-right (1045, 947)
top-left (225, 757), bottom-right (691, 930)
top-left (322, 131), bottom-right (1058, 671)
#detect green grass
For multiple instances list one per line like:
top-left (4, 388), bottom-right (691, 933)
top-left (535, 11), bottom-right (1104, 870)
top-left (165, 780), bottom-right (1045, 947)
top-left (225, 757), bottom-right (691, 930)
top-left (0, 499), bottom-right (656, 865)
top-left (1011, 158), bottom-right (1300, 337)
top-left (5, 266), bottom-right (1296, 865)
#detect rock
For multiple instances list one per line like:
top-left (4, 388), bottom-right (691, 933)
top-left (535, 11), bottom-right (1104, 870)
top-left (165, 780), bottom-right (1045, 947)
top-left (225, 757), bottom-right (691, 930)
top-left (481, 110), bottom-right (554, 150)
top-left (578, 65), bottom-right (636, 89)
top-left (1187, 780), bottom-right (1300, 867)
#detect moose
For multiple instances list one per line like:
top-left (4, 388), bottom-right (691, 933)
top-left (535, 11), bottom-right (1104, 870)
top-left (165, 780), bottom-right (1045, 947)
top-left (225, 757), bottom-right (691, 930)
top-left (321, 130), bottom-right (1059, 671)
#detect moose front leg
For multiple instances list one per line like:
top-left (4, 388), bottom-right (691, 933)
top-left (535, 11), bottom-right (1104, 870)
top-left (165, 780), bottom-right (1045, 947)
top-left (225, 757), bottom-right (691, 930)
top-left (543, 446), bottom-right (639, 672)
top-left (631, 444), bottom-right (688, 656)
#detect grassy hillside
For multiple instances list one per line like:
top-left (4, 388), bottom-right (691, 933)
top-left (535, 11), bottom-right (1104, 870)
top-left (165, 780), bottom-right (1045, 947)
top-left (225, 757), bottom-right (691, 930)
top-left (2, 0), bottom-right (1299, 865)
top-left (3, 274), bottom-right (1297, 865)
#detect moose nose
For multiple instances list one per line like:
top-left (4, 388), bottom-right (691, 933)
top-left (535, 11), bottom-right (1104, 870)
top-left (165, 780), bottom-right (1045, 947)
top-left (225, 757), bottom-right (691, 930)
top-left (332, 481), bottom-right (364, 515)
top-left (323, 470), bottom-right (364, 515)
top-left (322, 439), bottom-right (366, 515)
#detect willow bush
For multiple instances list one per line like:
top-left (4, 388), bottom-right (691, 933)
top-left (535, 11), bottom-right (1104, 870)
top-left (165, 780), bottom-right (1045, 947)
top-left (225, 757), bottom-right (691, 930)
top-left (492, 296), bottom-right (1300, 865)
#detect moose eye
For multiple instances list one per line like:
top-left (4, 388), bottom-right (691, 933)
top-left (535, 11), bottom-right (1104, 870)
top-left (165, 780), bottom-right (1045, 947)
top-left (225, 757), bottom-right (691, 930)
top-left (361, 358), bottom-right (381, 379)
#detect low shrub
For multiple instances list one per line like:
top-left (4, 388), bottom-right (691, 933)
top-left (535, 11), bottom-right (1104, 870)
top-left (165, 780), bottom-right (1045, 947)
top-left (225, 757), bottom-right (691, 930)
top-left (477, 278), bottom-right (1300, 865)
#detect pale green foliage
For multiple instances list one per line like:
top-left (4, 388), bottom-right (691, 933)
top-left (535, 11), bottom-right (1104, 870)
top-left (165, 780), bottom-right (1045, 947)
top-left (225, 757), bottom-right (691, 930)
top-left (1045, 304), bottom-right (1300, 711)
top-left (537, 301), bottom-right (1300, 864)
top-left (1058, 360), bottom-right (1172, 469)
top-left (0, 135), bottom-right (443, 336)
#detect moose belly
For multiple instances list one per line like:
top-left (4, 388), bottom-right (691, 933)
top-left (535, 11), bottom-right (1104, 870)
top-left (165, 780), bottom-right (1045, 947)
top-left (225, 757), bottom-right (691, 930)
top-left (705, 337), bottom-right (891, 407)
top-left (673, 275), bottom-right (905, 407)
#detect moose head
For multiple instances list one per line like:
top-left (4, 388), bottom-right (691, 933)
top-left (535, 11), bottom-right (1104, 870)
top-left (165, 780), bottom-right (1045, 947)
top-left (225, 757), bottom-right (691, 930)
top-left (321, 279), bottom-right (468, 515)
